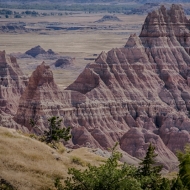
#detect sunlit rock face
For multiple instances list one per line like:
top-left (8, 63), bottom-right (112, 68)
top-left (14, 4), bottom-right (190, 169)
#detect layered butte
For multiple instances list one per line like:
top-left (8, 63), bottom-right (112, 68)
top-left (11, 4), bottom-right (190, 169)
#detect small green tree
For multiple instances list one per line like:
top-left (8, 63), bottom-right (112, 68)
top-left (137, 143), bottom-right (167, 190)
top-left (56, 143), bottom-right (142, 190)
top-left (44, 116), bottom-right (71, 144)
top-left (138, 143), bottom-right (162, 176)
top-left (176, 145), bottom-right (190, 189)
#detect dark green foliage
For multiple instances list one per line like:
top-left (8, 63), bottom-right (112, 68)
top-left (177, 145), bottom-right (190, 189)
top-left (137, 143), bottom-right (169, 190)
top-left (160, 178), bottom-right (171, 190)
top-left (138, 143), bottom-right (162, 176)
top-left (58, 143), bottom-right (141, 190)
top-left (54, 178), bottom-right (63, 190)
top-left (55, 143), bottom-right (178, 190)
top-left (171, 177), bottom-right (187, 190)
top-left (0, 178), bottom-right (15, 190)
top-left (44, 116), bottom-right (71, 144)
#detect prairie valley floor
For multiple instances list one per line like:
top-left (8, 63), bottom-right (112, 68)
top-left (0, 12), bottom-right (147, 88)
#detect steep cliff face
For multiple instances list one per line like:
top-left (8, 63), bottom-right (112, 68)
top-left (0, 51), bottom-right (27, 115)
top-left (14, 4), bottom-right (190, 168)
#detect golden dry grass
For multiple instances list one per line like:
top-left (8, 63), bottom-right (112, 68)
top-left (0, 127), bottom-right (105, 190)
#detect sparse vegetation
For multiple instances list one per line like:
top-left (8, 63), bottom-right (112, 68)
top-left (48, 142), bottom-right (65, 154)
top-left (0, 127), bottom-right (104, 190)
top-left (43, 116), bottom-right (71, 144)
top-left (30, 116), bottom-right (71, 146)
top-left (56, 143), bottom-right (190, 190)
top-left (2, 126), bottom-right (190, 190)
top-left (56, 143), bottom-right (168, 190)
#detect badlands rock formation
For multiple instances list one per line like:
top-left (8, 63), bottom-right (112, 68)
top-left (14, 62), bottom-right (87, 133)
top-left (14, 4), bottom-right (190, 169)
top-left (54, 58), bottom-right (75, 68)
top-left (95, 15), bottom-right (121, 23)
top-left (0, 51), bottom-right (27, 115)
top-left (25, 45), bottom-right (55, 57)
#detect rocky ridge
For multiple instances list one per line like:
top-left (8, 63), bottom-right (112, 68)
top-left (13, 4), bottom-right (190, 169)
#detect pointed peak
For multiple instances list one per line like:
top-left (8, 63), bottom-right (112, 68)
top-left (28, 62), bottom-right (55, 89)
top-left (125, 34), bottom-right (142, 48)
top-left (95, 51), bottom-right (107, 64)
top-left (0, 50), bottom-right (10, 65)
top-left (41, 61), bottom-right (46, 66)
top-left (25, 45), bottom-right (46, 57)
top-left (35, 62), bottom-right (50, 74)
top-left (0, 50), bottom-right (6, 57)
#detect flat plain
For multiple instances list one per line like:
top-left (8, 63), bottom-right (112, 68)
top-left (0, 12), bottom-right (146, 88)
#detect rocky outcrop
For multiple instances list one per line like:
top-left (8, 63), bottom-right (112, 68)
top-left (54, 58), bottom-right (75, 68)
top-left (0, 51), bottom-right (27, 115)
top-left (25, 46), bottom-right (55, 57)
top-left (14, 4), bottom-right (190, 169)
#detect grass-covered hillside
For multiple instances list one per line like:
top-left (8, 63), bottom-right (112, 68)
top-left (0, 127), bottom-right (105, 190)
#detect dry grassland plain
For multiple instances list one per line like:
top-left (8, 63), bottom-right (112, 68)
top-left (0, 12), bottom-right (146, 88)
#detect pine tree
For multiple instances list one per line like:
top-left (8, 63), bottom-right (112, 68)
top-left (58, 143), bottom-right (142, 190)
top-left (137, 143), bottom-right (164, 190)
top-left (44, 116), bottom-right (71, 144)
top-left (177, 145), bottom-right (190, 189)
top-left (138, 143), bottom-right (162, 176)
